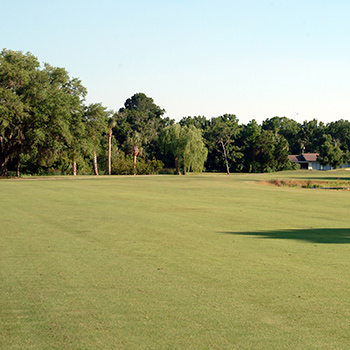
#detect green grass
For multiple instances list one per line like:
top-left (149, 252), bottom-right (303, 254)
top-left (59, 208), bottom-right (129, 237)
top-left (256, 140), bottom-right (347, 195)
top-left (1, 171), bottom-right (350, 349)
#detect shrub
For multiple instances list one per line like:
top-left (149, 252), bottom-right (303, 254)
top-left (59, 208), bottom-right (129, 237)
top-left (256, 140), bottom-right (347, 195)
top-left (111, 152), bottom-right (133, 175)
top-left (302, 180), bottom-right (321, 189)
top-left (111, 151), bottom-right (164, 175)
top-left (141, 157), bottom-right (164, 175)
top-left (283, 161), bottom-right (300, 171)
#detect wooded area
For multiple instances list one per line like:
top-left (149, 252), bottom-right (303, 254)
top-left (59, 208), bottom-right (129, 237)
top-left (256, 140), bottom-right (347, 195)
top-left (1, 49), bottom-right (350, 177)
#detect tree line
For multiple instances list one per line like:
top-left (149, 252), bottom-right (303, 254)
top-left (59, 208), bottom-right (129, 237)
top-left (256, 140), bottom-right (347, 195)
top-left (1, 49), bottom-right (349, 177)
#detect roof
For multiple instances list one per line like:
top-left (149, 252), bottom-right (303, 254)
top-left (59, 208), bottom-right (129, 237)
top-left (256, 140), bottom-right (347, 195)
top-left (302, 153), bottom-right (319, 162)
top-left (288, 153), bottom-right (319, 163)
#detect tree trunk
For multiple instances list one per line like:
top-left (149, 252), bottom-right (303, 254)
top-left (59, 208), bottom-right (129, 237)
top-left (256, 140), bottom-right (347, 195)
top-left (108, 128), bottom-right (112, 175)
top-left (220, 140), bottom-right (230, 175)
top-left (0, 156), bottom-right (9, 177)
top-left (93, 150), bottom-right (99, 176)
top-left (133, 154), bottom-right (137, 175)
top-left (72, 155), bottom-right (77, 176)
top-left (16, 154), bottom-right (21, 177)
top-left (133, 145), bottom-right (139, 175)
top-left (174, 155), bottom-right (180, 175)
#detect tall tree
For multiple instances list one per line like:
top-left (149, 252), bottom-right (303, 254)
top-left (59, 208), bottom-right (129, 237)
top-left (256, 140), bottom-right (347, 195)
top-left (238, 119), bottom-right (262, 172)
top-left (273, 134), bottom-right (290, 171)
top-left (299, 119), bottom-right (325, 153)
top-left (36, 64), bottom-right (87, 176)
top-left (325, 119), bottom-right (350, 151)
top-left (182, 125), bottom-right (208, 174)
top-left (253, 130), bottom-right (277, 173)
top-left (205, 114), bottom-right (241, 175)
top-left (159, 124), bottom-right (208, 175)
top-left (84, 103), bottom-right (110, 175)
top-left (0, 50), bottom-right (39, 176)
top-left (179, 115), bottom-right (209, 130)
top-left (252, 130), bottom-right (289, 172)
top-left (108, 117), bottom-right (116, 175)
top-left (123, 132), bottom-right (142, 175)
top-left (0, 49), bottom-right (87, 177)
top-left (317, 134), bottom-right (347, 169)
top-left (262, 116), bottom-right (301, 154)
top-left (116, 93), bottom-right (169, 159)
top-left (159, 124), bottom-right (183, 175)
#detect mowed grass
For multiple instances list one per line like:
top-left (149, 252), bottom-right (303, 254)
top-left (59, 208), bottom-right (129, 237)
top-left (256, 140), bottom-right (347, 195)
top-left (1, 171), bottom-right (350, 349)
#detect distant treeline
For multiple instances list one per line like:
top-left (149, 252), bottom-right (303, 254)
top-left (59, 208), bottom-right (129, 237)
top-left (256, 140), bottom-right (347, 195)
top-left (1, 49), bottom-right (349, 176)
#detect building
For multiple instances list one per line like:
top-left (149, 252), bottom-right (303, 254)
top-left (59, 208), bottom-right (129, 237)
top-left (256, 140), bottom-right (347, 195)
top-left (288, 153), bottom-right (350, 170)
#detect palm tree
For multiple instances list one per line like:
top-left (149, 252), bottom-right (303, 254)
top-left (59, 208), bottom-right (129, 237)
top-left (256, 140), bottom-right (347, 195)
top-left (129, 132), bottom-right (142, 175)
top-left (108, 118), bottom-right (116, 175)
top-left (93, 150), bottom-right (99, 176)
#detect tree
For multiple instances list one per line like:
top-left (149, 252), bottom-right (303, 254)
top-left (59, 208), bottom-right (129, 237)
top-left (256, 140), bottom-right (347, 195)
top-left (159, 124), bottom-right (183, 175)
top-left (262, 116), bottom-right (301, 154)
top-left (0, 50), bottom-right (39, 176)
top-left (251, 130), bottom-right (289, 172)
top-left (325, 119), bottom-right (350, 152)
top-left (273, 134), bottom-right (290, 171)
top-left (118, 93), bottom-right (165, 141)
top-left (127, 132), bottom-right (142, 175)
top-left (0, 49), bottom-right (87, 177)
top-left (254, 130), bottom-right (276, 172)
top-left (69, 114), bottom-right (86, 176)
top-left (238, 119), bottom-right (262, 172)
top-left (205, 114), bottom-right (241, 175)
top-left (317, 134), bottom-right (346, 169)
top-left (299, 119), bottom-right (325, 153)
top-left (34, 64), bottom-right (87, 176)
top-left (107, 117), bottom-right (116, 175)
top-left (159, 124), bottom-right (208, 175)
top-left (116, 93), bottom-right (170, 159)
top-left (179, 115), bottom-right (209, 130)
top-left (84, 103), bottom-right (110, 175)
top-left (182, 125), bottom-right (208, 174)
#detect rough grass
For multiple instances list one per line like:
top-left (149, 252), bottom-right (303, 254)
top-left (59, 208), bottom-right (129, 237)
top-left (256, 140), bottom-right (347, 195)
top-left (261, 178), bottom-right (350, 189)
top-left (1, 171), bottom-right (350, 349)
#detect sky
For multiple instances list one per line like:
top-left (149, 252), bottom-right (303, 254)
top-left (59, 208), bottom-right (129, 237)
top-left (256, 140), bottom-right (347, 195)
top-left (2, 0), bottom-right (350, 124)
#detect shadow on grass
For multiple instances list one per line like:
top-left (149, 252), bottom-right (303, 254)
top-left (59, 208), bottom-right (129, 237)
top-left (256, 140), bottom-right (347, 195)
top-left (222, 228), bottom-right (350, 244)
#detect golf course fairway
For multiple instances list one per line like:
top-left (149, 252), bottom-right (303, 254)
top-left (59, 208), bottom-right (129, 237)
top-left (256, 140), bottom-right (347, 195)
top-left (1, 171), bottom-right (350, 349)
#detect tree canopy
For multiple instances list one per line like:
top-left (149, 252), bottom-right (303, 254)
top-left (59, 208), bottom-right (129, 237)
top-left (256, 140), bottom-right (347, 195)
top-left (317, 134), bottom-right (348, 169)
top-left (2, 49), bottom-right (350, 176)
top-left (0, 49), bottom-right (87, 176)
top-left (205, 114), bottom-right (241, 175)
top-left (159, 124), bottom-right (208, 175)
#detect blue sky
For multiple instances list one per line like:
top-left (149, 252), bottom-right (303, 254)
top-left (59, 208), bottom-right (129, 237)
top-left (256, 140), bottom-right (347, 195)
top-left (2, 0), bottom-right (350, 124)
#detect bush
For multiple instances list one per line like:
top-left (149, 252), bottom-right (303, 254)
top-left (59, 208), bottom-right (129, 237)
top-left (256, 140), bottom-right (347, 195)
top-left (111, 151), bottom-right (164, 175)
top-left (302, 180), bottom-right (321, 189)
top-left (111, 152), bottom-right (133, 175)
top-left (141, 157), bottom-right (164, 175)
top-left (283, 161), bottom-right (300, 171)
